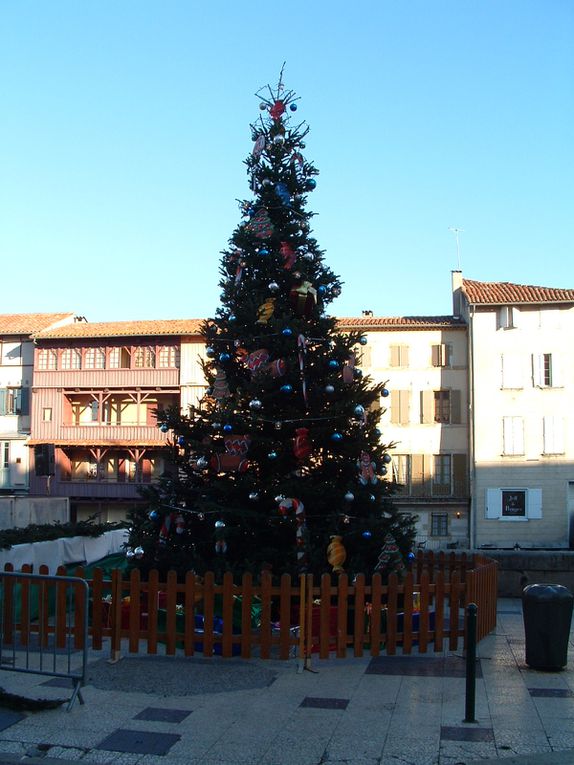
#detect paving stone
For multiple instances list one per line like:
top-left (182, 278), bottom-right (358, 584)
top-left (96, 728), bottom-right (180, 756)
top-left (133, 706), bottom-right (192, 723)
top-left (299, 696), bottom-right (349, 709)
top-left (440, 725), bottom-right (494, 742)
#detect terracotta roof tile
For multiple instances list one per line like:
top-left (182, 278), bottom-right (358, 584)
top-left (337, 316), bottom-right (466, 330)
top-left (35, 319), bottom-right (204, 339)
top-left (27, 439), bottom-right (166, 447)
top-left (462, 279), bottom-right (574, 306)
top-left (0, 313), bottom-right (75, 336)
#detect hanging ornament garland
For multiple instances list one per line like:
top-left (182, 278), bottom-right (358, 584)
top-left (246, 208), bottom-right (274, 239)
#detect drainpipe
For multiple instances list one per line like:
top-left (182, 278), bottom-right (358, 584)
top-left (467, 305), bottom-right (477, 550)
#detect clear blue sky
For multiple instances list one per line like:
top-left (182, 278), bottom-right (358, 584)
top-left (1, 1), bottom-right (572, 322)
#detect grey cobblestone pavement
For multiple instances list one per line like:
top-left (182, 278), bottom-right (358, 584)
top-left (0, 599), bottom-right (572, 765)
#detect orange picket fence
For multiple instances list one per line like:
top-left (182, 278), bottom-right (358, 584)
top-left (0, 551), bottom-right (497, 661)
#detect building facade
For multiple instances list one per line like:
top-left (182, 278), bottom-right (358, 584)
top-left (29, 319), bottom-right (203, 523)
top-left (453, 272), bottom-right (574, 549)
top-left (339, 316), bottom-right (470, 549)
top-left (0, 313), bottom-right (75, 495)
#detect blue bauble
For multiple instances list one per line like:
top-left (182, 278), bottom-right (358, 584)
top-left (381, 466), bottom-right (388, 476)
top-left (280, 384), bottom-right (293, 394)
top-left (149, 510), bottom-right (158, 521)
top-left (317, 285), bottom-right (327, 296)
top-left (268, 451), bottom-right (278, 460)
top-left (382, 453), bottom-right (392, 464)
top-left (359, 336), bottom-right (368, 346)
top-left (354, 368), bottom-right (363, 378)
top-left (229, 315), bottom-right (237, 322)
top-left (177, 435), bottom-right (186, 446)
top-left (381, 388), bottom-right (390, 397)
top-left (328, 359), bottom-right (339, 369)
top-left (219, 352), bottom-right (231, 363)
top-left (290, 103), bottom-right (297, 111)
top-left (362, 530), bottom-right (372, 539)
top-left (307, 179), bottom-right (317, 190)
top-left (159, 423), bottom-right (169, 433)
top-left (282, 327), bottom-right (293, 336)
top-left (223, 424), bottom-right (233, 433)
top-left (369, 494), bottom-right (376, 502)
top-left (259, 247), bottom-right (269, 256)
top-left (408, 552), bottom-right (416, 561)
top-left (206, 347), bottom-right (216, 357)
top-left (331, 432), bottom-right (343, 442)
top-left (354, 405), bottom-right (365, 417)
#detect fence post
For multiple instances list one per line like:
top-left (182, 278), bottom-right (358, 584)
top-left (464, 602), bottom-right (478, 723)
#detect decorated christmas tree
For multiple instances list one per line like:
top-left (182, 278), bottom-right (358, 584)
top-left (127, 71), bottom-right (416, 579)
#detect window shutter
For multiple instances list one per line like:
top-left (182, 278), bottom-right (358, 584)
top-left (531, 354), bottom-right (544, 387)
top-left (20, 387), bottom-right (30, 416)
top-left (452, 454), bottom-right (467, 495)
top-left (142, 458), bottom-right (152, 483)
top-left (0, 389), bottom-right (5, 416)
top-left (485, 489), bottom-right (501, 518)
top-left (450, 390), bottom-right (462, 424)
top-left (390, 390), bottom-right (401, 424)
top-left (390, 345), bottom-right (400, 367)
top-left (501, 353), bottom-right (523, 389)
top-left (117, 457), bottom-right (126, 483)
top-left (527, 489), bottom-right (543, 519)
top-left (543, 416), bottom-right (565, 454)
top-left (420, 390), bottom-right (433, 424)
top-left (360, 346), bottom-right (372, 368)
top-left (431, 345), bottom-right (441, 367)
top-left (402, 345), bottom-right (409, 367)
top-left (551, 355), bottom-right (562, 387)
top-left (399, 390), bottom-right (410, 424)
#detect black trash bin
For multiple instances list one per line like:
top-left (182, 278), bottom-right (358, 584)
top-left (522, 584), bottom-right (573, 670)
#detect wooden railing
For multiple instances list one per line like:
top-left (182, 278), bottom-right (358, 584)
top-left (1, 552), bottom-right (497, 661)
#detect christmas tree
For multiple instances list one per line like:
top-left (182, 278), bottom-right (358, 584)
top-left (127, 70), bottom-right (416, 580)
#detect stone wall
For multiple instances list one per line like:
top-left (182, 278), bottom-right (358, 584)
top-left (482, 550), bottom-right (574, 597)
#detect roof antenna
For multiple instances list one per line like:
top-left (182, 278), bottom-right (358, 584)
top-left (448, 227), bottom-right (464, 270)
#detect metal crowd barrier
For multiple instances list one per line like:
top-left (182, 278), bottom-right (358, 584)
top-left (0, 570), bottom-right (89, 711)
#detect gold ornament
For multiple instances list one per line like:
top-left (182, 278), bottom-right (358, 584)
top-left (327, 535), bottom-right (347, 574)
top-left (256, 298), bottom-right (276, 324)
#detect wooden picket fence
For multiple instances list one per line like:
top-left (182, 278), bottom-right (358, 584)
top-left (0, 551), bottom-right (497, 661)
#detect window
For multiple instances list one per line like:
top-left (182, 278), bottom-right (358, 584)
top-left (390, 390), bottom-right (410, 425)
top-left (37, 349), bottom-right (57, 370)
top-left (485, 488), bottom-right (542, 520)
top-left (498, 306), bottom-right (516, 329)
top-left (420, 390), bottom-right (462, 425)
top-left (61, 348), bottom-right (81, 370)
top-left (431, 513), bottom-right (448, 537)
top-left (133, 346), bottom-right (156, 368)
top-left (532, 353), bottom-right (560, 388)
top-left (43, 407), bottom-right (52, 422)
top-left (543, 416), bottom-right (565, 455)
top-left (431, 343), bottom-right (452, 367)
top-left (434, 391), bottom-right (450, 423)
top-left (392, 454), bottom-right (410, 491)
top-left (502, 416), bottom-right (524, 455)
top-left (0, 387), bottom-right (29, 416)
top-left (85, 347), bottom-right (105, 369)
top-left (432, 455), bottom-right (451, 496)
top-left (158, 345), bottom-right (179, 368)
top-left (108, 347), bottom-right (131, 368)
top-left (389, 344), bottom-right (409, 368)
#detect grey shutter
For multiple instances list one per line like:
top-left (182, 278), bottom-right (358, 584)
top-left (450, 389), bottom-right (462, 424)
top-left (0, 389), bottom-right (6, 416)
top-left (485, 489), bottom-right (501, 518)
top-left (431, 345), bottom-right (441, 366)
top-left (20, 387), bottom-right (30, 416)
top-left (527, 489), bottom-right (543, 519)
top-left (452, 454), bottom-right (467, 495)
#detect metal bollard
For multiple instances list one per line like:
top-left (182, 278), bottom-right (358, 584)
top-left (464, 603), bottom-right (477, 723)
